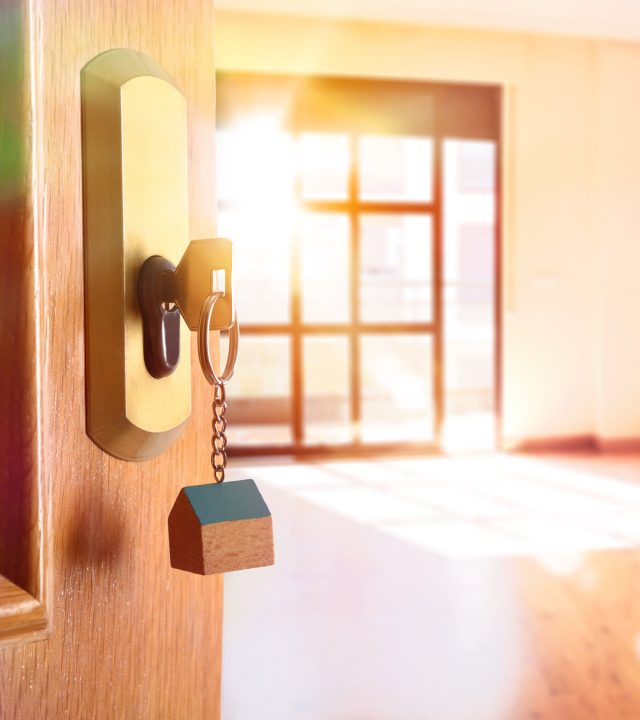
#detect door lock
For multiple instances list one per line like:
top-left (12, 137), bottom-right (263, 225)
top-left (81, 48), bottom-right (234, 461)
top-left (137, 239), bottom-right (234, 379)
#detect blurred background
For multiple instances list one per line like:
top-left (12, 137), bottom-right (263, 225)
top-left (212, 3), bottom-right (640, 718)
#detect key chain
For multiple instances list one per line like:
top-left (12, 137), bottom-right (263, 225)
top-left (168, 291), bottom-right (275, 575)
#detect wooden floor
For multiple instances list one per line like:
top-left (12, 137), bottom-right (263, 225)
top-left (222, 452), bottom-right (640, 720)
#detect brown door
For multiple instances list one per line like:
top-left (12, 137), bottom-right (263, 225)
top-left (0, 1), bottom-right (221, 717)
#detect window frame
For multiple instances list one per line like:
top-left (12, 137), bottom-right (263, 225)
top-left (216, 73), bottom-right (502, 458)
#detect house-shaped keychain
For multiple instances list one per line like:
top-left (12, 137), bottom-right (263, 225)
top-left (168, 479), bottom-right (274, 575)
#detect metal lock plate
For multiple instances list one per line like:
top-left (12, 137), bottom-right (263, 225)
top-left (82, 49), bottom-right (191, 460)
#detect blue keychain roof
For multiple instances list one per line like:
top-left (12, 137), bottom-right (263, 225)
top-left (183, 479), bottom-right (271, 525)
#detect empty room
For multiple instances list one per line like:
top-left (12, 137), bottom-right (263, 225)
top-left (2, 1), bottom-right (640, 719)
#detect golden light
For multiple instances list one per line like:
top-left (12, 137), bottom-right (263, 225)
top-left (217, 112), bottom-right (298, 223)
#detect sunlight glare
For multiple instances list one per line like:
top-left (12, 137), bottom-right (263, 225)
top-left (247, 454), bottom-right (640, 573)
top-left (217, 114), bottom-right (297, 222)
top-left (443, 413), bottom-right (496, 453)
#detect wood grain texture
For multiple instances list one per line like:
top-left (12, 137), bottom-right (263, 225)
top-left (0, 0), bottom-right (222, 718)
top-left (0, 0), bottom-right (44, 617)
top-left (202, 516), bottom-right (274, 575)
top-left (0, 577), bottom-right (47, 648)
top-left (168, 489), bottom-right (205, 574)
top-left (511, 549), bottom-right (640, 720)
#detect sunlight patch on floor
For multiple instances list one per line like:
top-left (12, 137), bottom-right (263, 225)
top-left (234, 454), bottom-right (640, 562)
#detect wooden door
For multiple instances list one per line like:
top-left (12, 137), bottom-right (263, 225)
top-left (0, 1), bottom-right (222, 717)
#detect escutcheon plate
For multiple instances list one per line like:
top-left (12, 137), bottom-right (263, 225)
top-left (81, 49), bottom-right (191, 460)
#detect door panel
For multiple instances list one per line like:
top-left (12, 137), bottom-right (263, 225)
top-left (0, 1), bottom-right (221, 717)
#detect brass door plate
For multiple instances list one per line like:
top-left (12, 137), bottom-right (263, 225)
top-left (81, 49), bottom-right (191, 460)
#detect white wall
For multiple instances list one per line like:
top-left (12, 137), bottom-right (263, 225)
top-left (595, 42), bottom-right (640, 443)
top-left (215, 11), bottom-right (640, 444)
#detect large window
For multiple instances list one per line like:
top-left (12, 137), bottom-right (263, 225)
top-left (216, 74), bottom-right (500, 456)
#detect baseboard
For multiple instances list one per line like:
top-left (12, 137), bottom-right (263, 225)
top-left (595, 436), bottom-right (640, 453)
top-left (506, 434), bottom-right (640, 454)
top-left (505, 435), bottom-right (596, 453)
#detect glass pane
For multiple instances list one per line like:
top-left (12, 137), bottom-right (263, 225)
top-left (442, 139), bottom-right (496, 451)
top-left (360, 334), bottom-right (433, 442)
top-left (359, 136), bottom-right (433, 202)
top-left (216, 126), bottom-right (296, 325)
top-left (218, 210), bottom-right (291, 324)
top-left (221, 335), bottom-right (292, 447)
top-left (456, 140), bottom-right (495, 193)
top-left (303, 336), bottom-right (351, 445)
top-left (300, 133), bottom-right (350, 200)
top-left (301, 213), bottom-right (350, 324)
top-left (360, 214), bottom-right (432, 323)
top-left (217, 128), bottom-right (295, 205)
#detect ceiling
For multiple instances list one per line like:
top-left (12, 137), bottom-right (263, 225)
top-left (216, 0), bottom-right (640, 41)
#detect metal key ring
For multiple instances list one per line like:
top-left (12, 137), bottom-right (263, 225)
top-left (197, 292), bottom-right (239, 386)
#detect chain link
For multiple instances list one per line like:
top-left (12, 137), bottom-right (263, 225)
top-left (211, 382), bottom-right (228, 482)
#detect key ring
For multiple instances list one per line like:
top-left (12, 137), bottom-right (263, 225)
top-left (197, 291), bottom-right (239, 483)
top-left (197, 291), bottom-right (239, 386)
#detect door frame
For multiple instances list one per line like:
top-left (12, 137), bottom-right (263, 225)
top-left (0, 1), bottom-right (51, 647)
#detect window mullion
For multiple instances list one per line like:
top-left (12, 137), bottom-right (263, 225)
top-left (349, 133), bottom-right (361, 445)
top-left (291, 132), bottom-right (304, 449)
